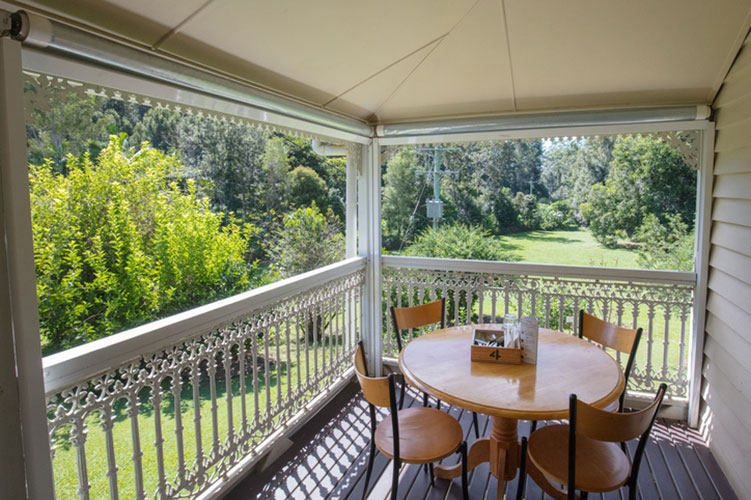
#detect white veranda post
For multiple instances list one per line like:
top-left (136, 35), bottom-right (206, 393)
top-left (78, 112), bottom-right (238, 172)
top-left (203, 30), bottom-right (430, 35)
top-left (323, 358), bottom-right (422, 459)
top-left (0, 37), bottom-right (55, 498)
top-left (358, 139), bottom-right (383, 375)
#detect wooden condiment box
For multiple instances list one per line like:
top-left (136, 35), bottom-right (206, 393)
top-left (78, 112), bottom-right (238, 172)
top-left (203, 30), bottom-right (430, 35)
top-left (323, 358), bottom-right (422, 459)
top-left (470, 328), bottom-right (522, 364)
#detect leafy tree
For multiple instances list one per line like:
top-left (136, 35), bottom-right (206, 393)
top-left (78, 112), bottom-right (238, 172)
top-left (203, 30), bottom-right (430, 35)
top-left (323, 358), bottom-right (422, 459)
top-left (487, 187), bottom-right (518, 234)
top-left (382, 149), bottom-right (428, 250)
top-left (636, 214), bottom-right (694, 271)
top-left (541, 137), bottom-right (613, 220)
top-left (279, 135), bottom-right (347, 219)
top-left (129, 107), bottom-right (181, 153)
top-left (288, 166), bottom-right (329, 211)
top-left (581, 136), bottom-right (696, 246)
top-left (404, 224), bottom-right (517, 262)
top-left (30, 136), bottom-right (259, 352)
top-left (267, 203), bottom-right (345, 278)
top-left (322, 156), bottom-right (347, 221)
top-left (541, 140), bottom-right (580, 201)
top-left (25, 82), bottom-right (119, 173)
top-left (131, 108), bottom-right (269, 221)
top-left (538, 200), bottom-right (576, 230)
top-left (512, 192), bottom-right (541, 230)
top-left (262, 137), bottom-right (291, 213)
top-left (476, 140), bottom-right (543, 196)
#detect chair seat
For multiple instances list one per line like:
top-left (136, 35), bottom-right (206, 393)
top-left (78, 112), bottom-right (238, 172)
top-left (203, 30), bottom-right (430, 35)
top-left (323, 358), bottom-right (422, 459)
top-left (375, 407), bottom-right (463, 464)
top-left (528, 424), bottom-right (630, 493)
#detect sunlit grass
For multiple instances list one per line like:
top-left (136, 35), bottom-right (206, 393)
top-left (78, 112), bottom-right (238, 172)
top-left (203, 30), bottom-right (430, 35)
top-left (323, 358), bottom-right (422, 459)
top-left (51, 338), bottom-right (347, 499)
top-left (499, 228), bottom-right (640, 268)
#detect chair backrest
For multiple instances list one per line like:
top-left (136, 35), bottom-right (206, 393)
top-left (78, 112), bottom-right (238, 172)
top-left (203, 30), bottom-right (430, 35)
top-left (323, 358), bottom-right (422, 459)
top-left (353, 342), bottom-right (391, 408)
top-left (353, 342), bottom-right (402, 461)
top-left (579, 310), bottom-right (642, 411)
top-left (390, 298), bottom-right (446, 351)
top-left (572, 383), bottom-right (667, 443)
top-left (567, 383), bottom-right (667, 498)
top-left (579, 310), bottom-right (641, 355)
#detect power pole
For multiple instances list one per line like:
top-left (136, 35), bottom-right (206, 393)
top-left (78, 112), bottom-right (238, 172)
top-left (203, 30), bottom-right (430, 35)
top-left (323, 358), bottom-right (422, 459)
top-left (415, 147), bottom-right (457, 229)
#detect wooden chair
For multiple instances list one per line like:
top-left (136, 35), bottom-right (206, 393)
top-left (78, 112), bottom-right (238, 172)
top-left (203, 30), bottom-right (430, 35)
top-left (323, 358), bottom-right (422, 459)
top-left (517, 383), bottom-right (667, 500)
top-left (530, 310), bottom-right (643, 433)
top-left (390, 299), bottom-right (481, 438)
top-left (354, 341), bottom-right (469, 500)
top-left (578, 310), bottom-right (643, 413)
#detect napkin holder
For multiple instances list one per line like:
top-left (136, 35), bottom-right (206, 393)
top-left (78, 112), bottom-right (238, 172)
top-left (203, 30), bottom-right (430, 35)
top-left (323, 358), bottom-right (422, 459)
top-left (470, 328), bottom-right (522, 364)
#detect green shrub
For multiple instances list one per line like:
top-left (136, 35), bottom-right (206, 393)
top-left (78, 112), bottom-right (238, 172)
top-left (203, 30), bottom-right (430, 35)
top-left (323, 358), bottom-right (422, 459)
top-left (403, 223), bottom-right (517, 261)
top-left (635, 214), bottom-right (694, 271)
top-left (31, 136), bottom-right (259, 352)
top-left (538, 200), bottom-right (577, 230)
top-left (512, 192), bottom-right (541, 230)
top-left (267, 203), bottom-right (345, 278)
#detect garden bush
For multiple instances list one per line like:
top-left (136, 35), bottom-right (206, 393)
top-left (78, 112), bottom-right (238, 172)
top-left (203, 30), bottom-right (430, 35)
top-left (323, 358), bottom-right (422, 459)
top-left (403, 223), bottom-right (518, 262)
top-left (31, 135), bottom-right (260, 352)
top-left (538, 200), bottom-right (577, 230)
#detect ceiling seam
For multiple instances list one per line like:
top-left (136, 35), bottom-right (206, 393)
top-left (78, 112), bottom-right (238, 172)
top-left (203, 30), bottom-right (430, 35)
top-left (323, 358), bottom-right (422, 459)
top-left (366, 39), bottom-right (446, 122)
top-left (500, 0), bottom-right (517, 112)
top-left (151, 0), bottom-right (216, 50)
top-left (321, 34), bottom-right (449, 108)
top-left (368, 0), bottom-right (483, 121)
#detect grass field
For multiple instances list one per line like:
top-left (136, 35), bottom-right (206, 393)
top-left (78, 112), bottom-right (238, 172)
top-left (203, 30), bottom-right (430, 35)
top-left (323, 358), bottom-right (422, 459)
top-left (499, 228), bottom-right (640, 268)
top-left (51, 339), bottom-right (345, 499)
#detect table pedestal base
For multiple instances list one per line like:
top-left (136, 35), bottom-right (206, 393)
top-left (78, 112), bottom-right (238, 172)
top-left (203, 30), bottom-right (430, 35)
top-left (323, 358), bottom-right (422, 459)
top-left (435, 416), bottom-right (519, 499)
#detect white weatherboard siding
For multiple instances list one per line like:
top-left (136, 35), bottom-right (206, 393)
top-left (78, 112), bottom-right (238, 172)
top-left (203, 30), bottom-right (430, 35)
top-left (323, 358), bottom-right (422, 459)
top-left (705, 31), bottom-right (751, 500)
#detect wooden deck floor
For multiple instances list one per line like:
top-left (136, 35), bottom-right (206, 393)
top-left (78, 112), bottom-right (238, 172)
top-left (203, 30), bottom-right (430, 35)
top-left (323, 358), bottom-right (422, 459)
top-left (226, 382), bottom-right (737, 500)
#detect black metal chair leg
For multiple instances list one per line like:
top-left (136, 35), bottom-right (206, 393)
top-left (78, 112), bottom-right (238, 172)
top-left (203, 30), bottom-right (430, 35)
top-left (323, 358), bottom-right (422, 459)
top-left (428, 463), bottom-right (435, 485)
top-left (517, 437), bottom-right (527, 500)
top-left (472, 412), bottom-right (480, 438)
top-left (460, 441), bottom-right (469, 500)
top-left (530, 420), bottom-right (537, 433)
top-left (362, 438), bottom-right (376, 500)
top-left (398, 376), bottom-right (405, 410)
top-left (437, 399), bottom-right (441, 410)
top-left (391, 459), bottom-right (400, 500)
top-left (628, 483), bottom-right (637, 500)
top-left (581, 492), bottom-right (589, 499)
top-left (423, 392), bottom-right (429, 407)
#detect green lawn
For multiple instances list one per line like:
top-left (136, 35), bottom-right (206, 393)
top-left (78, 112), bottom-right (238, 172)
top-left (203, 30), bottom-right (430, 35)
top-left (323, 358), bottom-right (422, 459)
top-left (499, 228), bottom-right (639, 268)
top-left (51, 337), bottom-right (346, 499)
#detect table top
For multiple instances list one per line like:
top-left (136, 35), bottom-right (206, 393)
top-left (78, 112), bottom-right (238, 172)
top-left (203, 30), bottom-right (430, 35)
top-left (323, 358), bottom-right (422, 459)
top-left (398, 324), bottom-right (624, 420)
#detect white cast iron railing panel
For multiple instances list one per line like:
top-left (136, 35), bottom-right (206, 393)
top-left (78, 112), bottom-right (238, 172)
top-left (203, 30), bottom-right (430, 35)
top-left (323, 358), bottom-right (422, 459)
top-left (45, 259), bottom-right (365, 500)
top-left (382, 256), bottom-right (694, 401)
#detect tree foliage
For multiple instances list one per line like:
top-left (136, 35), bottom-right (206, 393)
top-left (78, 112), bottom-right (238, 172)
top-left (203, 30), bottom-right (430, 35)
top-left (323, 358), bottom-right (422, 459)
top-left (382, 149), bottom-right (428, 249)
top-left (404, 224), bottom-right (517, 262)
top-left (30, 136), bottom-right (260, 352)
top-left (581, 136), bottom-right (696, 247)
top-left (25, 83), bottom-right (120, 173)
top-left (636, 214), bottom-right (694, 271)
top-left (267, 203), bottom-right (345, 278)
top-left (288, 166), bottom-right (329, 210)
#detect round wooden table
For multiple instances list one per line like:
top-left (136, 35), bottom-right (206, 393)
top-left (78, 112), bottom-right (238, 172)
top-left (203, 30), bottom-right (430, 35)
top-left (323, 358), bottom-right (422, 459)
top-left (398, 324), bottom-right (624, 500)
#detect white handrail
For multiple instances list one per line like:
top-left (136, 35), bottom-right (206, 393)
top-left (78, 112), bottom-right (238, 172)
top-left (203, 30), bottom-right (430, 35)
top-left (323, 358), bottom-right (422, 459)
top-left (43, 257), bottom-right (366, 395)
top-left (382, 255), bottom-right (696, 285)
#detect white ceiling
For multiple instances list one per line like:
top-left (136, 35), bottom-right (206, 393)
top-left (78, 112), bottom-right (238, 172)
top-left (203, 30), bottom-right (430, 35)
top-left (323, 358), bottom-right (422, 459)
top-left (5, 0), bottom-right (751, 124)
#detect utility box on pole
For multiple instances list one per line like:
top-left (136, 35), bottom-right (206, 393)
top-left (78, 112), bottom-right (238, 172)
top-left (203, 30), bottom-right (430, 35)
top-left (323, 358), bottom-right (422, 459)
top-left (426, 198), bottom-right (443, 219)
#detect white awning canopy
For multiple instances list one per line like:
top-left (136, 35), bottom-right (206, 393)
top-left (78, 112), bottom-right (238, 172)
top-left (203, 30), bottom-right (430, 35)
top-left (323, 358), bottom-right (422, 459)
top-left (2, 0), bottom-right (749, 126)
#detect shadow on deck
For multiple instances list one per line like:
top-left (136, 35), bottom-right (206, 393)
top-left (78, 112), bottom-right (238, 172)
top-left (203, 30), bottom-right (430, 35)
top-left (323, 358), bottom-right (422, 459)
top-left (227, 382), bottom-right (736, 499)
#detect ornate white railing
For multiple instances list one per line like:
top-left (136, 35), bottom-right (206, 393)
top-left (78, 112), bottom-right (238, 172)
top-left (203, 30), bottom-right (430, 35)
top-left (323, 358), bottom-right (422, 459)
top-left (43, 257), bottom-right (365, 500)
top-left (382, 256), bottom-right (695, 401)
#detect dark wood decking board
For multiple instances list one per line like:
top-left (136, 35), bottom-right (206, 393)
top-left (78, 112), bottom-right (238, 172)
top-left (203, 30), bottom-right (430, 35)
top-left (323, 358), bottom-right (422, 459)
top-left (226, 382), bottom-right (738, 500)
